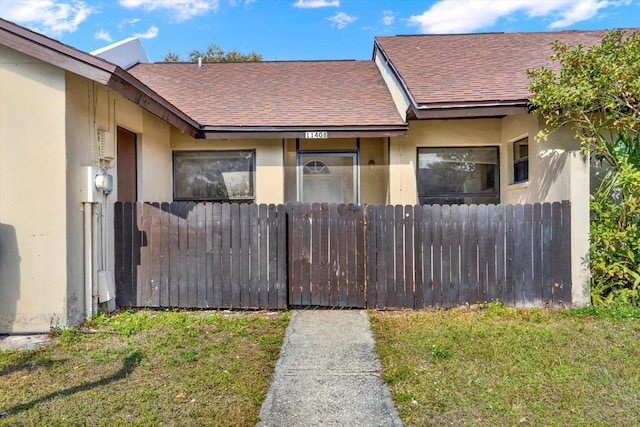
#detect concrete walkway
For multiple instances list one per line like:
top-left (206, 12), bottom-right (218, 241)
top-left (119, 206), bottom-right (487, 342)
top-left (257, 310), bottom-right (403, 427)
top-left (0, 334), bottom-right (51, 351)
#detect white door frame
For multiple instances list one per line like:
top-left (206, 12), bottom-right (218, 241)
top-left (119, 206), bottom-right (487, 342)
top-left (296, 150), bottom-right (360, 204)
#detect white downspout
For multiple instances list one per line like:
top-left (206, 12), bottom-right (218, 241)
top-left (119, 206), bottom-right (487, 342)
top-left (92, 202), bottom-right (100, 314)
top-left (83, 202), bottom-right (93, 320)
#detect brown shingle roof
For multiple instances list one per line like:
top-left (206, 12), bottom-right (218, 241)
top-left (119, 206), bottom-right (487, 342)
top-left (128, 60), bottom-right (406, 128)
top-left (375, 30), bottom-right (622, 107)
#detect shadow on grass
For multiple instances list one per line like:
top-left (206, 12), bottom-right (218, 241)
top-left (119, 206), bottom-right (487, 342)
top-left (0, 348), bottom-right (68, 377)
top-left (1, 351), bottom-right (142, 417)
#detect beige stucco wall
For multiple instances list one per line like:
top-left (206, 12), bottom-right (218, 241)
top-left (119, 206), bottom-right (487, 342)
top-left (171, 132), bottom-right (285, 204)
top-left (530, 121), bottom-right (590, 306)
top-left (137, 111), bottom-right (172, 201)
top-left (0, 46), bottom-right (68, 333)
top-left (568, 148), bottom-right (591, 306)
top-left (65, 73), bottom-right (99, 328)
top-left (360, 137), bottom-right (388, 205)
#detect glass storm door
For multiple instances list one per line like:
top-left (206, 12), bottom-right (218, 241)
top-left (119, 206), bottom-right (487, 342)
top-left (298, 152), bottom-right (358, 204)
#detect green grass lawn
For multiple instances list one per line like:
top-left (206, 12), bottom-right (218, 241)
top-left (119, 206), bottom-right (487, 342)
top-left (371, 304), bottom-right (640, 427)
top-left (0, 310), bottom-right (289, 426)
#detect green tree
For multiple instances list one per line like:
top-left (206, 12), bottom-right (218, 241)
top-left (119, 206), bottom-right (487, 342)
top-left (163, 50), bottom-right (180, 62)
top-left (528, 30), bottom-right (640, 306)
top-left (528, 30), bottom-right (640, 167)
top-left (163, 43), bottom-right (261, 63)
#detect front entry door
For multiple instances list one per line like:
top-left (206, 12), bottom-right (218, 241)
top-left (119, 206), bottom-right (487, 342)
top-left (298, 152), bottom-right (358, 204)
top-left (117, 127), bottom-right (137, 202)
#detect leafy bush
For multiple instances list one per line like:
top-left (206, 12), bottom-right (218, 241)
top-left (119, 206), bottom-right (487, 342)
top-left (590, 160), bottom-right (640, 306)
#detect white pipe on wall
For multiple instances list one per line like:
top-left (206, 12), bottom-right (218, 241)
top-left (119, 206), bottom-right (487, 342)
top-left (92, 202), bottom-right (99, 314)
top-left (83, 202), bottom-right (93, 320)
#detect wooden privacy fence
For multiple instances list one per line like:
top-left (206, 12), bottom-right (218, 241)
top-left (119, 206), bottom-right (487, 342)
top-left (114, 201), bottom-right (572, 310)
top-left (364, 203), bottom-right (571, 309)
top-left (114, 202), bottom-right (287, 309)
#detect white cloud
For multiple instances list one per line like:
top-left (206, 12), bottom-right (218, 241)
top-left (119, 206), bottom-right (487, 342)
top-left (547, 0), bottom-right (628, 28)
top-left (408, 0), bottom-right (630, 33)
top-left (326, 11), bottom-right (356, 29)
top-left (117, 18), bottom-right (141, 30)
top-left (94, 29), bottom-right (113, 42)
top-left (0, 0), bottom-right (93, 36)
top-left (293, 0), bottom-right (339, 8)
top-left (119, 0), bottom-right (218, 22)
top-left (382, 10), bottom-right (395, 26)
top-left (133, 25), bottom-right (159, 39)
top-left (229, 0), bottom-right (256, 5)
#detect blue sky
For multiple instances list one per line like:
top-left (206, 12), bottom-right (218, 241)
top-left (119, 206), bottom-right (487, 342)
top-left (1, 0), bottom-right (638, 62)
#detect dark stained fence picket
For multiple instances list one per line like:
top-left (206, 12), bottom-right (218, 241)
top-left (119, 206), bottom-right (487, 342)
top-left (286, 202), bottom-right (366, 308)
top-left (115, 201), bottom-right (572, 310)
top-left (114, 202), bottom-right (287, 309)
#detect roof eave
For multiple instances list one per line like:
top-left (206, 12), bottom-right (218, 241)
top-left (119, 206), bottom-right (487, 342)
top-left (108, 69), bottom-right (201, 137)
top-left (412, 101), bottom-right (530, 119)
top-left (1, 18), bottom-right (201, 138)
top-left (372, 40), bottom-right (420, 111)
top-left (1, 19), bottom-right (115, 84)
top-left (200, 125), bottom-right (408, 140)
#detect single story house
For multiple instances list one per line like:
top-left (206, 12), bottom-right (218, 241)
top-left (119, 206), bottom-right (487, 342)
top-left (2, 16), bottom-right (625, 332)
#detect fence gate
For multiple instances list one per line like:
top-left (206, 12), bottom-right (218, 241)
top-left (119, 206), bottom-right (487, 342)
top-left (287, 203), bottom-right (366, 308)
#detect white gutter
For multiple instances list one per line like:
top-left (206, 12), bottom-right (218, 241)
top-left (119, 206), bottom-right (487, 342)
top-left (417, 101), bottom-right (528, 110)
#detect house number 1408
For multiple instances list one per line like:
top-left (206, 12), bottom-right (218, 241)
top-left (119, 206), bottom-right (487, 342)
top-left (305, 131), bottom-right (329, 139)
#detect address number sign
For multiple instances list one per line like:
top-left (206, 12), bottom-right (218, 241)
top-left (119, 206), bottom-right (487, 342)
top-left (305, 131), bottom-right (329, 139)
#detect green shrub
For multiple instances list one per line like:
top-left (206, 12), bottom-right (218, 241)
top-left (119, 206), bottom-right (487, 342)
top-left (590, 160), bottom-right (640, 306)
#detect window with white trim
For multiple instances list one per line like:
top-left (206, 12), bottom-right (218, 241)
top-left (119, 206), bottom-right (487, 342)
top-left (298, 152), bottom-right (358, 204)
top-left (513, 137), bottom-right (529, 183)
top-left (304, 160), bottom-right (330, 175)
